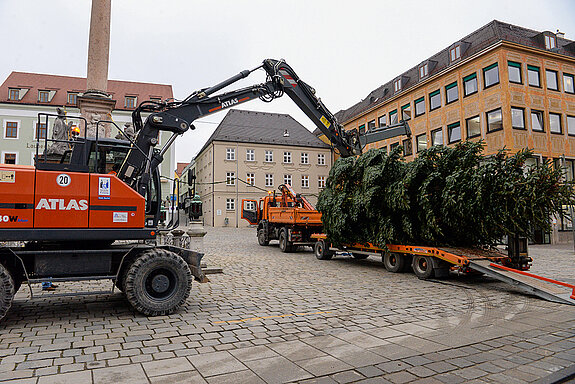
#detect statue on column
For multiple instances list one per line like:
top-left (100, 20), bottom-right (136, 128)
top-left (46, 108), bottom-right (72, 156)
top-left (86, 113), bottom-right (105, 138)
top-left (115, 122), bottom-right (136, 141)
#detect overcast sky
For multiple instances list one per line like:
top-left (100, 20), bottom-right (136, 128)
top-left (1, 0), bottom-right (574, 164)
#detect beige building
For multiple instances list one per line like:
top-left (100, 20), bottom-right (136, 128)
top-left (195, 109), bottom-right (332, 227)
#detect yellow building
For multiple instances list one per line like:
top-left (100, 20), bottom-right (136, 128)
top-left (336, 20), bottom-right (575, 243)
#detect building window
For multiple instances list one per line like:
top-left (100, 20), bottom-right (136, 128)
top-left (528, 65), bottom-right (540, 87)
top-left (446, 82), bottom-right (458, 104)
top-left (381, 146), bottom-right (388, 154)
top-left (511, 107), bottom-right (525, 130)
top-left (390, 142), bottom-right (400, 151)
top-left (564, 73), bottom-right (575, 94)
top-left (246, 149), bottom-right (255, 161)
top-left (546, 70), bottom-right (559, 91)
top-left (35, 122), bottom-right (47, 139)
top-left (265, 150), bottom-right (273, 162)
top-left (389, 110), bottom-right (398, 125)
top-left (318, 176), bottom-right (326, 189)
top-left (419, 63), bottom-right (428, 78)
top-left (487, 108), bottom-right (503, 133)
top-left (301, 152), bottom-right (309, 164)
top-left (568, 115), bottom-right (575, 136)
top-left (401, 103), bottom-right (411, 121)
top-left (378, 115), bottom-right (387, 127)
top-left (359, 124), bottom-right (366, 134)
top-left (448, 122), bottom-right (461, 143)
top-left (429, 90), bottom-right (441, 111)
top-left (531, 110), bottom-right (544, 132)
top-left (5, 122), bottom-right (18, 138)
top-left (508, 61), bottom-right (522, 84)
top-left (246, 173), bottom-right (255, 185)
top-left (416, 134), bottom-right (427, 152)
top-left (550, 113), bottom-right (562, 134)
top-left (483, 63), bottom-right (499, 88)
top-left (283, 151), bottom-right (292, 163)
top-left (466, 115), bottom-right (481, 138)
top-left (403, 139), bottom-right (413, 156)
top-left (301, 175), bottom-right (309, 188)
top-left (450, 45), bottom-right (461, 62)
top-left (226, 148), bottom-right (236, 161)
top-left (463, 73), bottom-right (478, 96)
top-left (3, 153), bottom-right (17, 165)
top-left (226, 172), bottom-right (236, 186)
top-left (38, 90), bottom-right (49, 103)
top-left (8, 89), bottom-right (19, 101)
top-left (67, 92), bottom-right (78, 105)
top-left (545, 35), bottom-right (556, 49)
top-left (265, 174), bottom-right (274, 187)
top-left (368, 120), bottom-right (376, 130)
top-left (414, 97), bottom-right (425, 117)
top-left (317, 153), bottom-right (326, 165)
top-left (125, 96), bottom-right (137, 108)
top-left (284, 174), bottom-right (292, 186)
top-left (393, 78), bottom-right (401, 92)
top-left (431, 128), bottom-right (443, 146)
top-left (226, 198), bottom-right (235, 211)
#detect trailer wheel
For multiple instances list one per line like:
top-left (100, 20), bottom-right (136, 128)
top-left (412, 255), bottom-right (435, 279)
top-left (314, 240), bottom-right (333, 260)
top-left (258, 229), bottom-right (269, 246)
top-left (278, 229), bottom-right (291, 253)
top-left (0, 263), bottom-right (15, 321)
top-left (124, 249), bottom-right (192, 316)
top-left (384, 252), bottom-right (405, 273)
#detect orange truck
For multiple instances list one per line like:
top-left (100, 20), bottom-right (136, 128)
top-left (242, 184), bottom-right (322, 252)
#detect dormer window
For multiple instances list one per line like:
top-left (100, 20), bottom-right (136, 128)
top-left (419, 63), bottom-right (428, 79)
top-left (67, 92), bottom-right (78, 105)
top-left (545, 35), bottom-right (556, 49)
top-left (125, 96), bottom-right (137, 109)
top-left (450, 45), bottom-right (461, 62)
top-left (38, 90), bottom-right (49, 103)
top-left (8, 88), bottom-right (19, 101)
top-left (393, 78), bottom-right (402, 92)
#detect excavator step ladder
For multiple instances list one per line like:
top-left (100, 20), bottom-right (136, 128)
top-left (468, 259), bottom-right (575, 306)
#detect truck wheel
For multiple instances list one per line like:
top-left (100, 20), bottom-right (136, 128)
top-left (124, 249), bottom-right (192, 316)
top-left (383, 253), bottom-right (405, 273)
top-left (278, 229), bottom-right (291, 253)
top-left (314, 240), bottom-right (333, 260)
top-left (0, 263), bottom-right (15, 321)
top-left (258, 229), bottom-right (269, 246)
top-left (412, 255), bottom-right (435, 279)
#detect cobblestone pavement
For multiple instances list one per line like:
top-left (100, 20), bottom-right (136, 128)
top-left (1, 227), bottom-right (574, 383)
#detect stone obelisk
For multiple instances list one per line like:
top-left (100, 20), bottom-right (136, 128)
top-left (77, 0), bottom-right (116, 138)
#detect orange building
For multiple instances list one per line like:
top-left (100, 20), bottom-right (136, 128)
top-left (336, 20), bottom-right (575, 243)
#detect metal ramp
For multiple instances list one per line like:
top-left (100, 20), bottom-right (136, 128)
top-left (469, 259), bottom-right (575, 306)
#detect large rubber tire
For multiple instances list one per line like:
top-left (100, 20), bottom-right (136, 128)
top-left (124, 249), bottom-right (192, 316)
top-left (278, 229), bottom-right (291, 253)
top-left (258, 229), bottom-right (269, 246)
top-left (314, 240), bottom-right (333, 260)
top-left (0, 263), bottom-right (15, 321)
top-left (412, 255), bottom-right (435, 279)
top-left (384, 252), bottom-right (405, 273)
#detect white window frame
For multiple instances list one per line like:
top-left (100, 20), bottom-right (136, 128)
top-left (301, 175), bottom-right (309, 188)
top-left (317, 153), bottom-right (326, 165)
top-left (3, 119), bottom-right (20, 139)
top-left (265, 150), bottom-right (273, 163)
top-left (246, 173), bottom-right (255, 186)
top-left (1, 151), bottom-right (18, 165)
top-left (226, 148), bottom-right (236, 161)
top-left (246, 149), bottom-right (255, 162)
top-left (283, 151), bottom-right (292, 163)
top-left (284, 174), bottom-right (292, 186)
top-left (265, 173), bottom-right (274, 187)
top-left (226, 198), bottom-right (235, 211)
top-left (300, 152), bottom-right (309, 164)
top-left (419, 63), bottom-right (428, 78)
top-left (545, 35), bottom-right (556, 50)
top-left (226, 172), bottom-right (236, 186)
top-left (450, 45), bottom-right (461, 61)
top-left (318, 176), bottom-right (326, 189)
top-left (393, 78), bottom-right (401, 92)
top-left (33, 119), bottom-right (48, 140)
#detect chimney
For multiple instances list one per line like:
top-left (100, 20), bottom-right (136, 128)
top-left (557, 30), bottom-right (565, 39)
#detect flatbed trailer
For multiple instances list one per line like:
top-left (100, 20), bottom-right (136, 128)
top-left (312, 235), bottom-right (575, 305)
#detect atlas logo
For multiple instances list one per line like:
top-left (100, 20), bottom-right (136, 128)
top-left (221, 98), bottom-right (239, 108)
top-left (36, 198), bottom-right (88, 211)
top-left (0, 215), bottom-right (18, 223)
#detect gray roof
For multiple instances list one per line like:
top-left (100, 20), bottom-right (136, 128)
top-left (197, 109), bottom-right (330, 156)
top-left (336, 20), bottom-right (575, 124)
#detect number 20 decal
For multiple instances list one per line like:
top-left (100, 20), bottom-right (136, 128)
top-left (57, 174), bottom-right (71, 187)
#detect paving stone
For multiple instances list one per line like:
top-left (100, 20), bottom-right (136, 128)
top-left (150, 370), bottom-right (207, 384)
top-left (331, 370), bottom-right (365, 383)
top-left (296, 355), bottom-right (353, 376)
top-left (424, 361), bottom-right (458, 374)
top-left (268, 340), bottom-right (326, 362)
top-left (385, 371), bottom-right (417, 384)
top-left (376, 360), bottom-right (412, 374)
top-left (229, 345), bottom-right (278, 362)
top-left (355, 365), bottom-right (384, 378)
top-left (142, 356), bottom-right (194, 377)
top-left (93, 364), bottom-right (148, 384)
top-left (187, 351), bottom-right (246, 377)
top-left (243, 356), bottom-right (313, 384)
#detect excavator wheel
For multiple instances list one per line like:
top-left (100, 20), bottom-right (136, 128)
top-left (278, 229), bottom-right (292, 253)
top-left (412, 255), bottom-right (435, 279)
top-left (0, 263), bottom-right (15, 321)
top-left (314, 240), bottom-right (333, 260)
top-left (124, 249), bottom-right (192, 316)
top-left (383, 252), bottom-right (406, 273)
top-left (258, 229), bottom-right (269, 246)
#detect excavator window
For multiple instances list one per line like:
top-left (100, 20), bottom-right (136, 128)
top-left (88, 143), bottom-right (129, 174)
